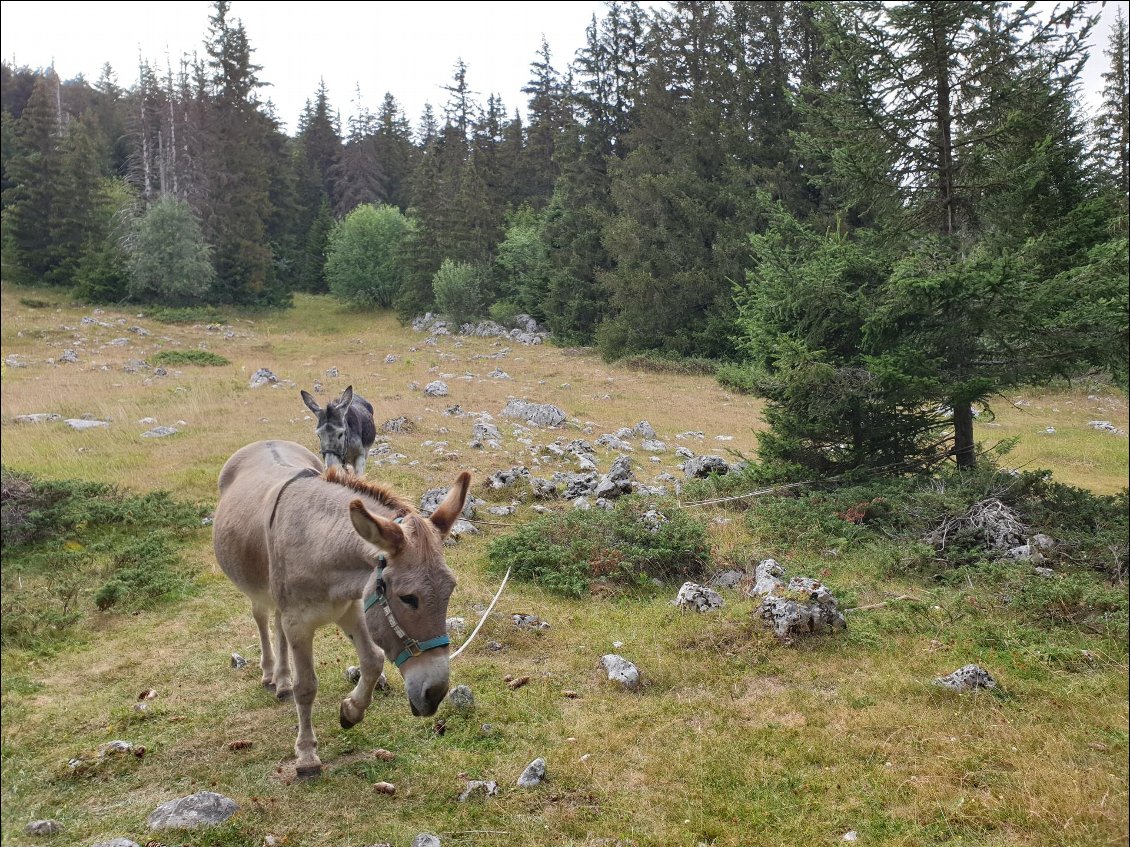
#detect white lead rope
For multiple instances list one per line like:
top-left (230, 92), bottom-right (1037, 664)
top-left (450, 567), bottom-right (512, 661)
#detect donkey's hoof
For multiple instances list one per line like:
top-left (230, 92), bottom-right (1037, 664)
top-left (276, 687), bottom-right (293, 701)
top-left (340, 705), bottom-right (358, 730)
top-left (295, 762), bottom-right (322, 779)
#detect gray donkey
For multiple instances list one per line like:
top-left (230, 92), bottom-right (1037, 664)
top-left (300, 385), bottom-right (376, 475)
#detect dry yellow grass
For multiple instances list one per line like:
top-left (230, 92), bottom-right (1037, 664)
top-left (2, 284), bottom-right (1127, 847)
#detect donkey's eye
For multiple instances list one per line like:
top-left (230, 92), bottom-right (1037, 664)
top-left (398, 594), bottom-right (419, 610)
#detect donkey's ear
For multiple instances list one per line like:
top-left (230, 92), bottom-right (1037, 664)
top-left (429, 471), bottom-right (471, 537)
top-left (338, 385), bottom-right (354, 409)
top-left (300, 390), bottom-right (321, 414)
top-left (349, 500), bottom-right (405, 556)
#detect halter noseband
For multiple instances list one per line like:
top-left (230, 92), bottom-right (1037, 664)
top-left (361, 519), bottom-right (450, 667)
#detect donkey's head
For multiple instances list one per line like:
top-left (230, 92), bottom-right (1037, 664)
top-left (349, 471), bottom-right (469, 717)
top-left (301, 386), bottom-right (354, 470)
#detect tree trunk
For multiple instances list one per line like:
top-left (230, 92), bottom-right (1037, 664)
top-left (952, 402), bottom-right (976, 468)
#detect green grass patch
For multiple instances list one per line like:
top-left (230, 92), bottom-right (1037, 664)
top-left (0, 466), bottom-right (208, 652)
top-left (149, 349), bottom-right (231, 367)
top-left (18, 297), bottom-right (54, 309)
top-left (615, 351), bottom-right (718, 376)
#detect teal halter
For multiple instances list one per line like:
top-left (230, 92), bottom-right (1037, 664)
top-left (362, 546), bottom-right (451, 668)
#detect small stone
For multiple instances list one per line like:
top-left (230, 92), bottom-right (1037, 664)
top-left (458, 779), bottom-right (500, 802)
top-left (15, 413), bottom-right (61, 424)
top-left (600, 654), bottom-right (641, 690)
top-left (25, 820), bottom-right (61, 836)
top-left (517, 756), bottom-right (547, 787)
top-left (448, 684), bottom-right (475, 708)
top-left (424, 380), bottom-right (449, 397)
top-left (249, 368), bottom-right (278, 388)
top-left (141, 425), bottom-right (179, 438)
top-left (231, 652), bottom-right (248, 669)
top-left (673, 582), bottom-right (724, 612)
top-left (345, 665), bottom-right (362, 684)
top-left (65, 418), bottom-right (109, 430)
top-left (412, 835), bottom-right (442, 847)
top-left (934, 664), bottom-right (997, 692)
top-left (842, 832), bottom-right (859, 842)
top-left (148, 791), bottom-right (238, 830)
top-left (92, 839), bottom-right (140, 847)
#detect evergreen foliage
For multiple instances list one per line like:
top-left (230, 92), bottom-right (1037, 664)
top-left (126, 197), bottom-right (214, 304)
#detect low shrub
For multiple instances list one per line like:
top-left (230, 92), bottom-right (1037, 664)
top-left (715, 362), bottom-right (759, 394)
top-left (488, 498), bottom-right (711, 597)
top-left (0, 467), bottom-right (205, 651)
top-left (149, 350), bottom-right (230, 367)
top-left (145, 305), bottom-right (229, 325)
top-left (616, 352), bottom-right (718, 376)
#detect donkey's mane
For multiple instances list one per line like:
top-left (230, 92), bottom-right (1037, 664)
top-left (323, 467), bottom-right (415, 516)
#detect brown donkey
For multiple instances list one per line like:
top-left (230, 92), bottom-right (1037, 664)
top-left (213, 440), bottom-right (469, 776)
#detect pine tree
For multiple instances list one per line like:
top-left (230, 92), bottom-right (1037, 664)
top-left (1094, 8), bottom-right (1129, 206)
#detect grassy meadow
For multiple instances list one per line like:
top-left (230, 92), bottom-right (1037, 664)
top-left (1, 283), bottom-right (1127, 847)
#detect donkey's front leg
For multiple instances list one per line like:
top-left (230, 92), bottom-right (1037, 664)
top-left (337, 601), bottom-right (386, 729)
top-left (283, 617), bottom-right (322, 777)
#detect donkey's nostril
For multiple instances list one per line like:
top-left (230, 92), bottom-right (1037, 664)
top-left (425, 682), bottom-right (448, 708)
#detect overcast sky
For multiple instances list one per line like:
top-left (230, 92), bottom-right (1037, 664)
top-left (0, 1), bottom-right (1120, 135)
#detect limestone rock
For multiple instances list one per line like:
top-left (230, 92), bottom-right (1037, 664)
top-left (15, 413), bottom-right (61, 424)
top-left (412, 835), bottom-right (442, 847)
top-left (25, 820), bottom-right (61, 836)
top-left (674, 582), bottom-right (724, 612)
top-left (458, 779), bottom-right (500, 801)
top-left (517, 757), bottom-right (547, 787)
top-left (683, 455), bottom-right (729, 478)
top-left (448, 684), bottom-right (475, 709)
top-left (65, 418), bottom-right (108, 430)
top-left (600, 654), bottom-right (641, 690)
top-left (249, 368), bottom-right (277, 388)
top-left (424, 380), bottom-right (449, 397)
top-left (501, 399), bottom-right (566, 427)
top-left (148, 791), bottom-right (237, 830)
top-left (934, 664), bottom-right (997, 692)
top-left (141, 426), bottom-right (179, 438)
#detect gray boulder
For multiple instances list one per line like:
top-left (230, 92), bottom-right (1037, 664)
top-left (249, 368), bottom-right (277, 388)
top-left (419, 487), bottom-right (480, 520)
top-left (60, 349), bottom-right (79, 363)
top-left (24, 820), bottom-right (61, 836)
top-left (634, 420), bottom-right (657, 439)
top-left (458, 779), bottom-right (500, 801)
top-left (758, 575), bottom-right (846, 640)
top-left (595, 433), bottom-right (632, 452)
top-left (517, 757), bottom-right (548, 787)
top-left (501, 399), bottom-right (566, 427)
top-left (935, 664), bottom-right (997, 692)
top-left (141, 426), bottom-right (178, 438)
top-left (683, 455), bottom-right (729, 479)
top-left (65, 418), bottom-right (108, 430)
top-left (148, 791), bottom-right (238, 830)
top-left (15, 413), bottom-right (61, 424)
top-left (674, 581), bottom-right (724, 612)
top-left (488, 466), bottom-right (530, 490)
top-left (448, 684), bottom-right (475, 709)
top-left (412, 835), bottom-right (442, 847)
top-left (424, 380), bottom-right (449, 397)
top-left (600, 654), bottom-right (641, 690)
top-left (594, 455), bottom-right (634, 499)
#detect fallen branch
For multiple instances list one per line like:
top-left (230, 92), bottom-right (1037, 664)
top-left (845, 595), bottom-right (922, 613)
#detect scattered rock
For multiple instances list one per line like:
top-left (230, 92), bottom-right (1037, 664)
top-left (92, 839), bottom-right (140, 847)
top-left (141, 426), bottom-right (179, 438)
top-left (448, 684), bottom-right (475, 709)
top-left (488, 368), bottom-right (511, 379)
top-left (25, 820), bottom-right (61, 836)
top-left (419, 487), bottom-right (480, 520)
top-left (934, 664), bottom-right (997, 692)
top-left (594, 455), bottom-right (635, 499)
top-left (249, 368), bottom-right (278, 388)
top-left (634, 420), bottom-right (657, 439)
top-left (513, 614), bottom-right (550, 630)
top-left (446, 616), bottom-right (466, 634)
top-left (381, 416), bottom-right (414, 433)
top-left (683, 455), bottom-right (729, 479)
top-left (641, 439), bottom-right (666, 452)
top-left (600, 654), bottom-right (641, 690)
top-left (751, 560), bottom-right (846, 641)
top-left (517, 757), bottom-right (547, 787)
top-left (1034, 566), bottom-right (1056, 578)
top-left (458, 779), bottom-right (500, 802)
top-left (412, 835), bottom-right (442, 847)
top-left (501, 399), bottom-right (567, 427)
top-left (15, 413), bottom-right (61, 424)
top-left (384, 354), bottom-right (399, 364)
top-left (65, 418), bottom-right (109, 430)
top-left (710, 569), bottom-right (745, 589)
top-left (424, 380), bottom-right (449, 397)
top-left (641, 508), bottom-right (668, 533)
top-left (148, 791), bottom-right (238, 830)
top-left (345, 665), bottom-right (362, 684)
top-left (674, 582), bottom-right (724, 612)
top-left (231, 652), bottom-right (248, 669)
top-left (842, 831), bottom-right (859, 842)
top-left (60, 349), bottom-right (79, 363)
top-left (595, 433), bottom-right (632, 452)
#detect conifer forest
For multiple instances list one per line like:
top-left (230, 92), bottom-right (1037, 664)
top-left (2, 0), bottom-right (1127, 474)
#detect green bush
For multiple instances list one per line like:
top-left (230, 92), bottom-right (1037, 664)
top-left (432, 258), bottom-right (485, 325)
top-left (145, 305), bottom-right (229, 325)
top-left (617, 351), bottom-right (718, 376)
top-left (715, 362), bottom-right (758, 394)
top-left (488, 498), bottom-right (711, 597)
top-left (325, 204), bottom-right (412, 308)
top-left (149, 350), bottom-right (230, 367)
top-left (488, 299), bottom-right (523, 327)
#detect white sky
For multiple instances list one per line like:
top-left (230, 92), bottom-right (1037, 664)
top-left (0, 1), bottom-right (1120, 135)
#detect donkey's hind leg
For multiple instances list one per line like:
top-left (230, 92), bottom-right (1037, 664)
top-left (336, 601), bottom-right (386, 729)
top-left (272, 608), bottom-right (294, 700)
top-left (251, 601), bottom-right (276, 689)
